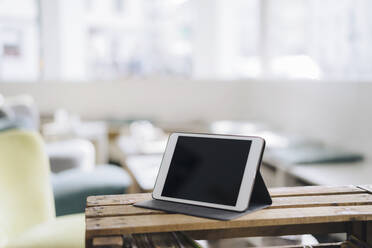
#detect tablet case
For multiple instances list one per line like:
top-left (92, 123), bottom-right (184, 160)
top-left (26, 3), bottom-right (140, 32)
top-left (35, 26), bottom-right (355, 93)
top-left (134, 171), bottom-right (272, 220)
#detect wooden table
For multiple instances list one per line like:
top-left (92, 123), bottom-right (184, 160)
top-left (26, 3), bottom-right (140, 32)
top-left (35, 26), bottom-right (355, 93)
top-left (85, 185), bottom-right (372, 248)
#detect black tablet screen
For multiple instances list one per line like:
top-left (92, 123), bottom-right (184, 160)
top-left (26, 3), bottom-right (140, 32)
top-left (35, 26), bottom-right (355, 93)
top-left (161, 136), bottom-right (252, 206)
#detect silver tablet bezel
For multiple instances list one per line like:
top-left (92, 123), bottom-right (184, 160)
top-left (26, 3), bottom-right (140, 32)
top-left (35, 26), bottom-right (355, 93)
top-left (152, 132), bottom-right (265, 212)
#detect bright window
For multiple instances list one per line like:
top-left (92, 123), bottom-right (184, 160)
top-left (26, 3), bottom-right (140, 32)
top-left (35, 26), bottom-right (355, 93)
top-left (85, 0), bottom-right (192, 80)
top-left (1, 0), bottom-right (372, 82)
top-left (0, 0), bottom-right (39, 81)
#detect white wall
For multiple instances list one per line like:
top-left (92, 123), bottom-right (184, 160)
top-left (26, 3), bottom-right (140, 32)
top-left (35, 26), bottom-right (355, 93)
top-left (1, 79), bottom-right (372, 156)
top-left (40, 0), bottom-right (87, 81)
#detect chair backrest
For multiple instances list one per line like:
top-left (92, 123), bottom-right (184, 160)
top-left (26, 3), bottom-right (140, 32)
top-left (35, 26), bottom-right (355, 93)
top-left (0, 129), bottom-right (55, 244)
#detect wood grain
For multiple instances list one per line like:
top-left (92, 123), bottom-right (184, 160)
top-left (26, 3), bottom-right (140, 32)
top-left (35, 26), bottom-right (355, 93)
top-left (86, 204), bottom-right (164, 218)
top-left (86, 193), bottom-right (372, 218)
top-left (269, 185), bottom-right (363, 197)
top-left (85, 185), bottom-right (372, 247)
top-left (87, 193), bottom-right (151, 207)
top-left (86, 205), bottom-right (372, 236)
top-left (271, 193), bottom-right (372, 209)
top-left (92, 236), bottom-right (123, 248)
top-left (86, 185), bottom-right (365, 209)
top-left (86, 186), bottom-right (363, 208)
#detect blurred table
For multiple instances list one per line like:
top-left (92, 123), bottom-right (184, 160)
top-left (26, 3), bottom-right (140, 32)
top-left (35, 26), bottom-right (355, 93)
top-left (125, 154), bottom-right (163, 192)
top-left (209, 120), bottom-right (370, 187)
top-left (262, 156), bottom-right (372, 186)
top-left (289, 160), bottom-right (372, 185)
top-left (112, 120), bottom-right (371, 193)
top-left (113, 135), bottom-right (372, 193)
top-left (112, 134), bottom-right (167, 193)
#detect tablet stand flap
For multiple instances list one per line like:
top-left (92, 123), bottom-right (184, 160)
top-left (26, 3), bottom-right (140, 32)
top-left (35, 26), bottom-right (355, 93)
top-left (249, 171), bottom-right (272, 206)
top-left (134, 171), bottom-right (272, 221)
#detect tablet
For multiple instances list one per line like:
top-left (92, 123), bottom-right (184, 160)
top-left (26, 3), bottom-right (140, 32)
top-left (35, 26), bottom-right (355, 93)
top-left (152, 133), bottom-right (265, 212)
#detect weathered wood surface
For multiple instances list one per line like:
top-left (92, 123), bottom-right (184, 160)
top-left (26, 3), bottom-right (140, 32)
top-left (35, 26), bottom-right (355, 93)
top-left (86, 185), bottom-right (372, 247)
top-left (86, 185), bottom-right (365, 207)
top-left (92, 236), bottom-right (123, 248)
top-left (86, 193), bottom-right (372, 218)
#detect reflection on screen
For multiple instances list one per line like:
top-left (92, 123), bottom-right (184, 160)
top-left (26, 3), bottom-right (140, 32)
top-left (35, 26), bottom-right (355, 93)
top-left (161, 136), bottom-right (252, 206)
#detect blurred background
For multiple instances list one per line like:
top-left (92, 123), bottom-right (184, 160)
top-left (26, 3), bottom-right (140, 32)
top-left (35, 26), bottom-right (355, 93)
top-left (0, 0), bottom-right (372, 247)
top-left (1, 0), bottom-right (372, 81)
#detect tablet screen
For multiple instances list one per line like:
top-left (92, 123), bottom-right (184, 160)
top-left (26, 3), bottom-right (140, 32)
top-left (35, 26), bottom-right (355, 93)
top-left (161, 136), bottom-right (252, 206)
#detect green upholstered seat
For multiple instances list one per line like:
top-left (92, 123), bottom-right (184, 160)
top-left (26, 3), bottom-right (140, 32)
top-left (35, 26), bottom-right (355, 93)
top-left (52, 164), bottom-right (131, 216)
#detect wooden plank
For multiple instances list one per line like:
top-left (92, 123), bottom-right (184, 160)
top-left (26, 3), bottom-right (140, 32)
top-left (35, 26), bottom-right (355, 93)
top-left (86, 205), bottom-right (164, 218)
top-left (185, 222), bottom-right (347, 240)
top-left (86, 193), bottom-right (372, 218)
top-left (86, 185), bottom-right (365, 208)
top-left (86, 193), bottom-right (151, 207)
top-left (269, 185), bottom-right (363, 197)
top-left (85, 187), bottom-right (372, 246)
top-left (86, 205), bottom-right (372, 236)
top-left (271, 193), bottom-right (372, 209)
top-left (92, 236), bottom-right (123, 248)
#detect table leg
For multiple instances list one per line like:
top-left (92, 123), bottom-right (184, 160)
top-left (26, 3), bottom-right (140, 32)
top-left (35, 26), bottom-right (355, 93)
top-left (367, 222), bottom-right (372, 246)
top-left (347, 221), bottom-right (372, 247)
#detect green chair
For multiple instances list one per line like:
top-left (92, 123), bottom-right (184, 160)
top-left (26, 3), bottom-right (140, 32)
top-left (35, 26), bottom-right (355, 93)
top-left (52, 164), bottom-right (131, 216)
top-left (0, 129), bottom-right (84, 248)
top-left (0, 97), bottom-right (132, 217)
